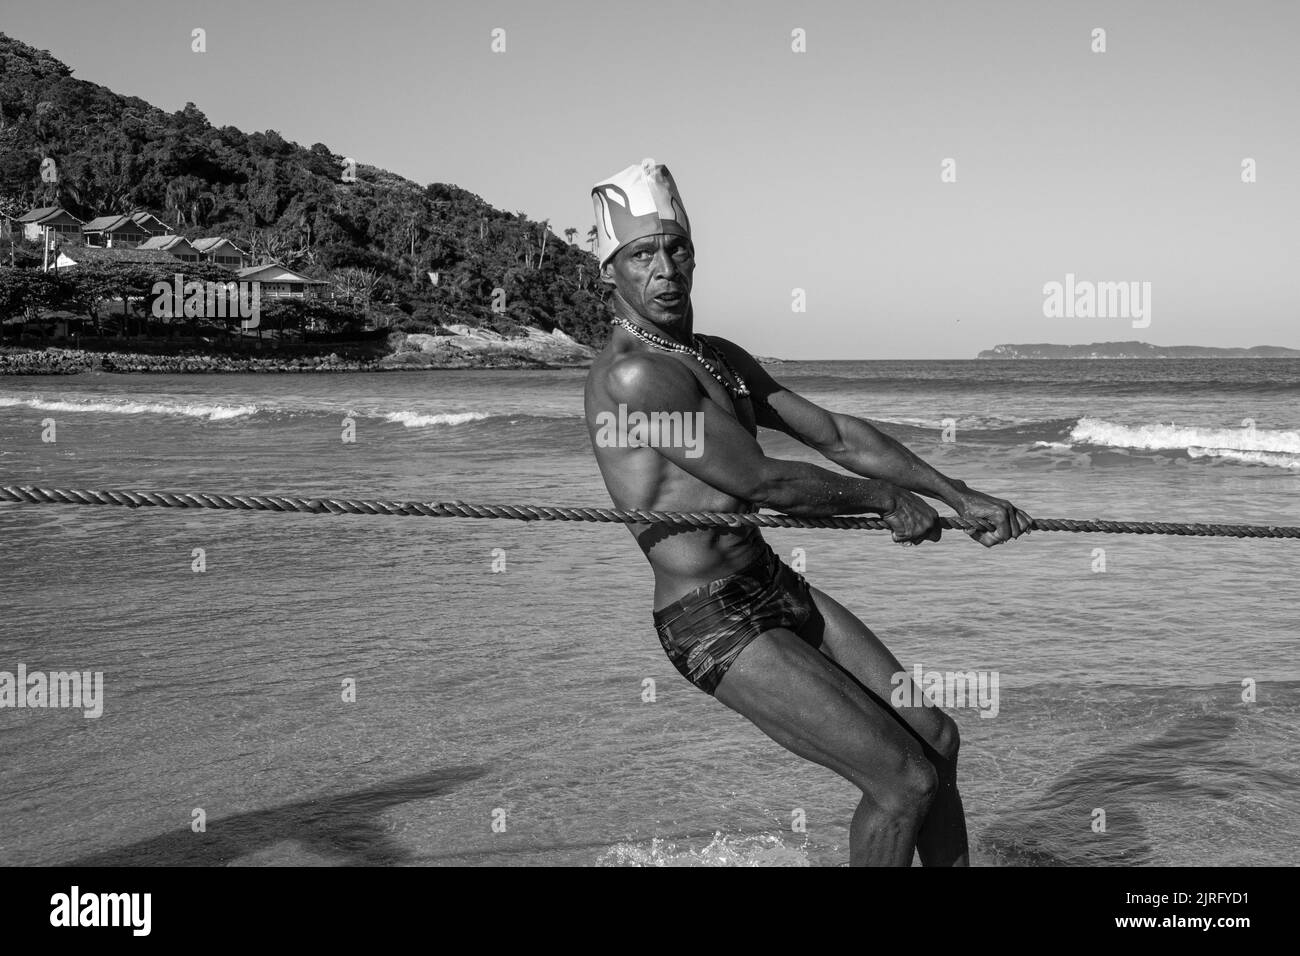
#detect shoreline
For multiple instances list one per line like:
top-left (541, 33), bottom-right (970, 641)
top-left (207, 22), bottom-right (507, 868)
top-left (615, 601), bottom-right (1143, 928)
top-left (0, 346), bottom-right (594, 375)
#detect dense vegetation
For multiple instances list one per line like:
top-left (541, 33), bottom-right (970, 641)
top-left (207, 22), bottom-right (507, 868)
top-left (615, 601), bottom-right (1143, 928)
top-left (0, 263), bottom-right (369, 343)
top-left (0, 32), bottom-right (610, 345)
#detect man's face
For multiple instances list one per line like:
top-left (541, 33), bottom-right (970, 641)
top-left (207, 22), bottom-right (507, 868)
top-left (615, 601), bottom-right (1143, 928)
top-left (601, 233), bottom-right (695, 324)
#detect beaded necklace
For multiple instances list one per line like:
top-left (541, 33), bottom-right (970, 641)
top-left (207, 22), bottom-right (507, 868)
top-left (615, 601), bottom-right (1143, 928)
top-left (612, 318), bottom-right (751, 399)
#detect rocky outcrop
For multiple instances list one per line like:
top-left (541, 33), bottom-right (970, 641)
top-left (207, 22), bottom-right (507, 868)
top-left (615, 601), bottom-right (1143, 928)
top-left (378, 326), bottom-right (595, 369)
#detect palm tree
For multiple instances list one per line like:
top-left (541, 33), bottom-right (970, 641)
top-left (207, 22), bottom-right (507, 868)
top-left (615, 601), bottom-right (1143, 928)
top-left (564, 227), bottom-right (576, 245)
top-left (537, 220), bottom-right (550, 270)
top-left (165, 177), bottom-right (199, 226)
top-left (586, 226), bottom-right (597, 252)
top-left (329, 267), bottom-right (382, 322)
top-left (192, 191), bottom-right (217, 227)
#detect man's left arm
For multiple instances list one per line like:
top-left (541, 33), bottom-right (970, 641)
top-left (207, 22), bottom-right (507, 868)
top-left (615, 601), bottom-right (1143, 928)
top-left (712, 338), bottom-right (1033, 546)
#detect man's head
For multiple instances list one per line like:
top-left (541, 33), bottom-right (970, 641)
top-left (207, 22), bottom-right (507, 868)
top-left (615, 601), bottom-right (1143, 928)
top-left (592, 159), bottom-right (695, 324)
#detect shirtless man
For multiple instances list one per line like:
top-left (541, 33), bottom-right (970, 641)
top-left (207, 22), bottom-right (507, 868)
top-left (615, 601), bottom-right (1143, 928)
top-left (584, 159), bottom-right (1033, 867)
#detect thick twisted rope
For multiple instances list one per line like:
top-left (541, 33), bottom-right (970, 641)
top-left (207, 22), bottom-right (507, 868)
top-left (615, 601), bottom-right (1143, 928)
top-left (1, 485), bottom-right (1298, 538)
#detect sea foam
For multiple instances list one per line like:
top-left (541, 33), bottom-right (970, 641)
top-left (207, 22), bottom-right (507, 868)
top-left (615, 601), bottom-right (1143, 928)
top-left (1070, 417), bottom-right (1300, 458)
top-left (0, 395), bottom-right (257, 421)
top-left (380, 411), bottom-right (493, 428)
top-left (596, 831), bottom-right (811, 867)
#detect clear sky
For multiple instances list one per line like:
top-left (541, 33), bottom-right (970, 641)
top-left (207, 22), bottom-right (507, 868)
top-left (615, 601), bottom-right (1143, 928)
top-left (7, 0), bottom-right (1298, 358)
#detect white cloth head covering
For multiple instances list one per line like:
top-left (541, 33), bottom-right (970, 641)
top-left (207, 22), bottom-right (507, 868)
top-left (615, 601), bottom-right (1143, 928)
top-left (591, 158), bottom-right (691, 268)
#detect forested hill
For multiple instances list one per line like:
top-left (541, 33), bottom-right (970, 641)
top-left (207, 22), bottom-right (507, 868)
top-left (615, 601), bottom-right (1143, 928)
top-left (0, 32), bottom-right (610, 344)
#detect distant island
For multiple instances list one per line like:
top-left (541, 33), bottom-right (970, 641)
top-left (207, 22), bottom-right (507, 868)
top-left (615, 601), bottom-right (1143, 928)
top-left (977, 342), bottom-right (1300, 359)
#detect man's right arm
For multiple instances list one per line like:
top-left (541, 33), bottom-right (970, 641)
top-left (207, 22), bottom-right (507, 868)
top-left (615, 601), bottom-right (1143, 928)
top-left (603, 354), bottom-right (941, 541)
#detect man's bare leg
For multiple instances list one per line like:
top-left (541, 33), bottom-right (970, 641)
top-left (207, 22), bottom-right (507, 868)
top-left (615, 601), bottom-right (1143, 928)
top-left (712, 627), bottom-right (938, 866)
top-left (803, 586), bottom-right (969, 866)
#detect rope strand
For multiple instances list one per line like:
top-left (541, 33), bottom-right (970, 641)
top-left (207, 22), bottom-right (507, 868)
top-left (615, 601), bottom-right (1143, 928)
top-left (2, 485), bottom-right (1298, 538)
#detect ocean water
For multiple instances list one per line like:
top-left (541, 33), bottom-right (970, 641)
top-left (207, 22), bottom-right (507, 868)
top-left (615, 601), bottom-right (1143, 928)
top-left (1, 359), bottom-right (1297, 867)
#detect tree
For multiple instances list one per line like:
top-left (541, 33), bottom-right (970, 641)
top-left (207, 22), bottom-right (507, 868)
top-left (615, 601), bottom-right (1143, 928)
top-left (103, 264), bottom-right (162, 338)
top-left (261, 297), bottom-right (309, 343)
top-left (0, 268), bottom-right (69, 340)
top-left (329, 266), bottom-right (382, 323)
top-left (536, 220), bottom-right (550, 270)
top-left (0, 268), bottom-right (30, 338)
top-left (62, 265), bottom-right (121, 336)
top-left (564, 227), bottom-right (576, 245)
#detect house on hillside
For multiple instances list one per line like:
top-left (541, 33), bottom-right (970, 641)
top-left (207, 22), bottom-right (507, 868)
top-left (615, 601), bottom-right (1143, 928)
top-left (129, 211), bottom-right (173, 237)
top-left (138, 235), bottom-right (201, 262)
top-left (81, 215), bottom-right (151, 248)
top-left (18, 207), bottom-right (85, 243)
top-left (235, 262), bottom-right (329, 299)
top-left (52, 243), bottom-right (183, 270)
top-left (192, 237), bottom-right (248, 269)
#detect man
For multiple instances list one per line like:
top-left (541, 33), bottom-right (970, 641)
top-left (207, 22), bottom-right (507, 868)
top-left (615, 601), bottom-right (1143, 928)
top-left (584, 159), bottom-right (1033, 867)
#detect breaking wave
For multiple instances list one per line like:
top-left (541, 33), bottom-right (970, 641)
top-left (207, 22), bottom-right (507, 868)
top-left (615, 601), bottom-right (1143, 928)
top-left (0, 394), bottom-right (256, 421)
top-left (379, 411), bottom-right (493, 428)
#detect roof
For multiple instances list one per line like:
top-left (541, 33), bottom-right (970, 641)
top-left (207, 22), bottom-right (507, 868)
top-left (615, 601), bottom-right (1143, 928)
top-left (129, 211), bottom-right (170, 226)
top-left (82, 215), bottom-right (139, 232)
top-left (236, 262), bottom-right (328, 284)
top-left (191, 237), bottom-right (246, 254)
top-left (19, 206), bottom-right (82, 224)
top-left (56, 243), bottom-right (183, 266)
top-left (19, 207), bottom-right (59, 222)
top-left (137, 235), bottom-right (193, 251)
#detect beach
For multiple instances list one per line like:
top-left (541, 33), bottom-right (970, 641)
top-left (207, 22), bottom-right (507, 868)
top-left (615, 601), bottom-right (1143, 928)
top-left (1, 359), bottom-right (1297, 866)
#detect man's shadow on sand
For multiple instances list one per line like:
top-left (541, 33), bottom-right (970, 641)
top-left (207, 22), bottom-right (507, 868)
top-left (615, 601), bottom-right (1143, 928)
top-left (60, 766), bottom-right (488, 867)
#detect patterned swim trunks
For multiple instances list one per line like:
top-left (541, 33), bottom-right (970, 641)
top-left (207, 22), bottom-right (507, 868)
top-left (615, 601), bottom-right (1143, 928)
top-left (652, 540), bottom-right (824, 696)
